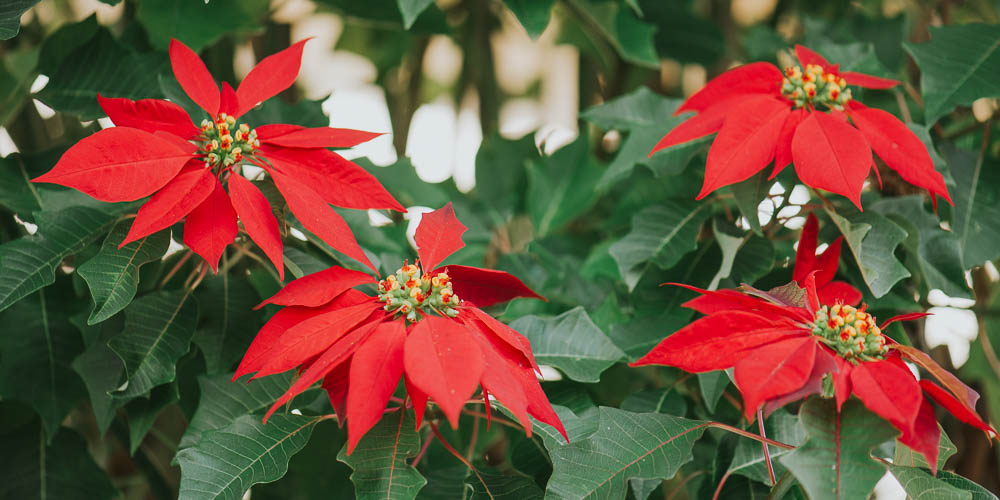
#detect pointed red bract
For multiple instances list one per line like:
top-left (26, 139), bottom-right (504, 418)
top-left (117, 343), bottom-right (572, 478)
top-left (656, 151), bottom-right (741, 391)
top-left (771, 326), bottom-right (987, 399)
top-left (763, 347), bottom-right (837, 416)
top-left (466, 307), bottom-right (540, 373)
top-left (893, 344), bottom-right (980, 413)
top-left (772, 108), bottom-right (807, 177)
top-left (920, 380), bottom-right (998, 437)
top-left (227, 174), bottom-right (285, 280)
top-left (169, 39), bottom-right (219, 116)
top-left (897, 398), bottom-right (941, 474)
top-left (676, 62), bottom-right (783, 114)
top-left (675, 284), bottom-right (811, 322)
top-left (183, 178), bottom-right (238, 272)
top-left (346, 321), bottom-right (407, 452)
top-left (817, 281), bottom-right (863, 307)
top-left (470, 322), bottom-right (532, 433)
top-left (270, 170), bottom-right (376, 272)
top-left (255, 266), bottom-right (376, 310)
top-left (322, 359), bottom-right (351, 425)
top-left (260, 126), bottom-right (384, 149)
top-left (841, 71), bottom-right (899, 89)
top-left (415, 203), bottom-right (468, 271)
top-left (97, 95), bottom-right (199, 138)
top-left (235, 39), bottom-right (309, 117)
top-left (735, 336), bottom-right (819, 420)
top-left (849, 105), bottom-right (951, 204)
top-left (33, 128), bottom-right (192, 202)
top-left (794, 44), bottom-right (833, 71)
top-left (404, 316), bottom-right (484, 428)
top-left (794, 214), bottom-right (821, 283)
top-left (219, 82), bottom-right (239, 117)
top-left (850, 357), bottom-right (923, 435)
top-left (791, 111), bottom-right (872, 209)
top-left (793, 214), bottom-right (862, 306)
top-left (881, 312), bottom-right (932, 329)
top-left (698, 96), bottom-right (789, 198)
top-left (120, 164), bottom-right (214, 246)
top-left (650, 100), bottom-right (733, 155)
top-left (440, 265), bottom-right (544, 307)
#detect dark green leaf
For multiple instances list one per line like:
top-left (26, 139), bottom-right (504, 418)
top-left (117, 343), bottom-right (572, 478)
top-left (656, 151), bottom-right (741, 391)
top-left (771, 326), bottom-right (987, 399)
top-left (779, 397), bottom-right (898, 500)
top-left (503, 0), bottom-right (555, 39)
top-left (510, 306), bottom-right (625, 383)
top-left (0, 287), bottom-right (87, 440)
top-left (124, 382), bottom-right (178, 455)
top-left (71, 317), bottom-right (125, 434)
top-left (77, 223), bottom-right (170, 325)
top-left (728, 409), bottom-right (806, 484)
top-left (527, 135), bottom-right (603, 236)
top-left (826, 207), bottom-right (910, 298)
top-left (545, 407), bottom-right (707, 499)
top-left (892, 424), bottom-right (956, 471)
top-left (0, 48), bottom-right (37, 127)
top-left (904, 24), bottom-right (1000, 124)
top-left (317, 0), bottom-right (449, 33)
top-left (887, 465), bottom-right (972, 500)
top-left (338, 410), bottom-right (426, 499)
top-left (193, 272), bottom-right (263, 374)
top-left (935, 470), bottom-right (1000, 500)
top-left (36, 15), bottom-right (99, 76)
top-left (730, 171), bottom-right (776, 235)
top-left (0, 153), bottom-right (44, 215)
top-left (177, 414), bottom-right (327, 500)
top-left (610, 201), bottom-right (710, 290)
top-left (0, 0), bottom-right (39, 40)
top-left (570, 0), bottom-right (658, 68)
top-left (946, 143), bottom-right (1000, 267)
top-left (474, 132), bottom-right (536, 216)
top-left (697, 371), bottom-right (729, 413)
top-left (108, 290), bottom-right (198, 399)
top-left (469, 471), bottom-right (544, 499)
top-left (396, 0), bottom-right (434, 29)
top-left (0, 205), bottom-right (123, 312)
top-left (136, 0), bottom-right (267, 51)
top-left (0, 421), bottom-right (117, 499)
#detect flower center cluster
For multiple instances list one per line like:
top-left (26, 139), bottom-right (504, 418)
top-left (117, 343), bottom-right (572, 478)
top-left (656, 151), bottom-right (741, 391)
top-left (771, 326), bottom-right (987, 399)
top-left (377, 263), bottom-right (459, 322)
top-left (781, 65), bottom-right (852, 111)
top-left (811, 304), bottom-right (887, 361)
top-left (199, 113), bottom-right (260, 170)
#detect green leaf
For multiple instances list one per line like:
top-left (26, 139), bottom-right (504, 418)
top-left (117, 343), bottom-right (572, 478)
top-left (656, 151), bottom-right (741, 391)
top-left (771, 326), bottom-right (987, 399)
top-left (934, 470), bottom-right (1000, 500)
top-left (474, 133), bottom-right (536, 217)
top-left (727, 409), bottom-right (806, 484)
top-left (510, 306), bottom-right (625, 383)
top-left (872, 196), bottom-right (970, 298)
top-left (0, 421), bottom-right (117, 499)
top-left (362, 157), bottom-right (453, 210)
top-left (136, 0), bottom-right (267, 51)
top-left (570, 0), bottom-right (659, 68)
top-left (0, 0), bottom-right (39, 40)
top-left (545, 407), bottom-right (708, 499)
top-left (0, 48), bottom-right (37, 127)
top-left (826, 207), bottom-right (910, 298)
top-left (708, 219), bottom-right (744, 291)
top-left (396, 0), bottom-right (434, 29)
top-left (36, 15), bottom-right (99, 76)
top-left (610, 201), bottom-right (710, 290)
top-left (0, 205), bottom-right (123, 312)
top-left (71, 317), bottom-right (125, 434)
top-left (639, 0), bottom-right (724, 65)
top-left (108, 290), bottom-right (198, 399)
top-left (527, 135), bottom-right (603, 236)
top-left (77, 223), bottom-right (170, 325)
top-left (0, 153), bottom-right (44, 215)
top-left (177, 414), bottom-right (327, 500)
top-left (904, 24), bottom-right (1000, 124)
top-left (697, 370), bottom-right (729, 413)
top-left (124, 382), bottom-right (178, 455)
top-left (729, 235), bottom-right (775, 286)
top-left (468, 471), bottom-right (544, 499)
top-left (338, 410), bottom-right (426, 499)
top-left (179, 371), bottom-right (302, 449)
top-left (893, 424), bottom-right (956, 471)
top-left (729, 171), bottom-right (776, 236)
top-left (34, 28), bottom-right (168, 120)
top-left (0, 287), bottom-right (87, 440)
top-left (316, 0), bottom-right (449, 33)
top-left (779, 397), bottom-right (899, 500)
top-left (946, 143), bottom-right (1000, 267)
top-left (887, 465), bottom-right (972, 500)
top-left (503, 0), bottom-right (555, 39)
top-left (193, 272), bottom-right (263, 374)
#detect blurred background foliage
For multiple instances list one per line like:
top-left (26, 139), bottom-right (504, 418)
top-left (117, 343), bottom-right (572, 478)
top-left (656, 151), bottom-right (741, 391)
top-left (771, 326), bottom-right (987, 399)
top-left (1, 0), bottom-right (1000, 498)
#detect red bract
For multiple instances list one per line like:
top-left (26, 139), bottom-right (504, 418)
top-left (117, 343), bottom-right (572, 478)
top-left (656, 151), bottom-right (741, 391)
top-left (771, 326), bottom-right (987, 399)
top-left (794, 213), bottom-right (862, 306)
top-left (631, 278), bottom-right (996, 472)
top-left (651, 45), bottom-right (951, 210)
top-left (32, 38), bottom-right (404, 278)
top-left (235, 203), bottom-right (564, 453)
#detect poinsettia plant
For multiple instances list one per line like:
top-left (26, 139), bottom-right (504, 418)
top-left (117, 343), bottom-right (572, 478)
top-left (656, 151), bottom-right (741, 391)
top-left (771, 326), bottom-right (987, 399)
top-left (1, 1), bottom-right (999, 499)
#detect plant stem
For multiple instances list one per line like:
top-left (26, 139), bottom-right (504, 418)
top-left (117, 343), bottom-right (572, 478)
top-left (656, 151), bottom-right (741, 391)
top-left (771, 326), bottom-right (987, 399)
top-left (757, 409), bottom-right (776, 486)
top-left (706, 422), bottom-right (795, 450)
top-left (429, 422), bottom-right (493, 497)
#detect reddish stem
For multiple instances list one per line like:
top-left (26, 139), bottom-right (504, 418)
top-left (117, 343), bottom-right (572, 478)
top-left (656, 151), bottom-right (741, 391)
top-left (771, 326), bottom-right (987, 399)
top-left (428, 422), bottom-right (492, 497)
top-left (757, 409), bottom-right (776, 486)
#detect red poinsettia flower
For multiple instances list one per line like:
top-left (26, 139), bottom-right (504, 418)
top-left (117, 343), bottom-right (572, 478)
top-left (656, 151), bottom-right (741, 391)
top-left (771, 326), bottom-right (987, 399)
top-left (794, 213), bottom-right (861, 306)
top-left (651, 45), bottom-right (950, 210)
top-left (32, 38), bottom-right (404, 278)
top-left (631, 277), bottom-right (997, 472)
top-left (233, 203), bottom-right (565, 452)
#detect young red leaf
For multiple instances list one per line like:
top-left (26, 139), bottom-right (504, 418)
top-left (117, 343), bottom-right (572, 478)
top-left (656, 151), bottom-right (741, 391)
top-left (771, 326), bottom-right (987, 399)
top-left (794, 214), bottom-right (820, 283)
top-left (269, 170), bottom-right (376, 272)
top-left (97, 95), bottom-right (199, 138)
top-left (260, 126), bottom-right (384, 149)
top-left (674, 284), bottom-right (811, 322)
top-left (840, 72), bottom-right (899, 89)
top-left (817, 281), bottom-right (863, 307)
top-left (892, 343), bottom-right (980, 413)
top-left (812, 236), bottom-right (845, 285)
top-left (254, 124), bottom-right (305, 141)
top-left (676, 62), bottom-right (783, 114)
top-left (322, 359), bottom-right (351, 426)
top-left (252, 302), bottom-right (381, 379)
top-left (169, 39), bottom-right (219, 116)
top-left (511, 356), bottom-right (568, 441)
top-left (920, 379), bottom-right (999, 437)
top-left (772, 108), bottom-right (807, 177)
top-left (415, 203), bottom-right (467, 271)
top-left (235, 39), bottom-right (309, 118)
top-left (763, 346), bottom-right (838, 416)
top-left (183, 177), bottom-right (238, 272)
top-left (33, 128), bottom-right (192, 202)
top-left (403, 316), bottom-right (484, 428)
top-left (832, 355), bottom-right (854, 411)
top-left (650, 100), bottom-right (732, 155)
top-left (262, 145), bottom-right (404, 211)
top-left (439, 265), bottom-right (543, 307)
top-left (227, 174), bottom-right (285, 280)
top-left (120, 164), bottom-right (214, 247)
top-left (794, 45), bottom-right (833, 71)
top-left (630, 311), bottom-right (808, 372)
top-left (405, 373), bottom-right (429, 429)
top-left (850, 357), bottom-right (923, 435)
top-left (219, 81), bottom-right (238, 117)
top-left (465, 307), bottom-right (540, 373)
top-left (346, 321), bottom-right (407, 453)
top-left (898, 398), bottom-right (941, 474)
top-left (791, 111), bottom-right (872, 209)
top-left (469, 323), bottom-right (532, 434)
top-left (880, 312), bottom-right (932, 329)
top-left (849, 106), bottom-right (952, 204)
top-left (698, 96), bottom-right (790, 199)
top-left (735, 336), bottom-right (819, 420)
top-left (255, 266), bottom-right (376, 310)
